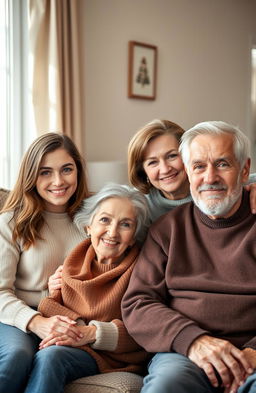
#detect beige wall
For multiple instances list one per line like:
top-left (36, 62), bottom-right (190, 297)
top-left (78, 0), bottom-right (256, 170)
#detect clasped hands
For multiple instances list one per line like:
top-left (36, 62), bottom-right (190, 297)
top-left (28, 314), bottom-right (96, 349)
top-left (188, 335), bottom-right (255, 393)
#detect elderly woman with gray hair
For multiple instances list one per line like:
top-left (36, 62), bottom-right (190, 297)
top-left (23, 183), bottom-right (150, 393)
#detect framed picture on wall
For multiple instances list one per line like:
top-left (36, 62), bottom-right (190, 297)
top-left (128, 41), bottom-right (157, 100)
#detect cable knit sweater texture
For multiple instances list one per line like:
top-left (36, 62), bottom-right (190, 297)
top-left (0, 210), bottom-right (85, 332)
top-left (39, 239), bottom-right (149, 375)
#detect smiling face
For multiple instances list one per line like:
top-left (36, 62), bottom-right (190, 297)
top-left (86, 197), bottom-right (137, 265)
top-left (36, 148), bottom-right (78, 213)
top-left (186, 133), bottom-right (250, 219)
top-left (142, 134), bottom-right (189, 200)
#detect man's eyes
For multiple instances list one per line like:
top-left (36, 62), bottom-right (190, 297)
top-left (192, 161), bottom-right (230, 171)
top-left (193, 164), bottom-right (205, 171)
top-left (217, 161), bottom-right (229, 168)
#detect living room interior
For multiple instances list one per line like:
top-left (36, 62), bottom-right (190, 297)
top-left (0, 2), bottom-right (256, 392)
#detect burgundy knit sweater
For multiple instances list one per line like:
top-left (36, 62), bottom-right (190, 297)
top-left (39, 239), bottom-right (149, 374)
top-left (122, 190), bottom-right (256, 356)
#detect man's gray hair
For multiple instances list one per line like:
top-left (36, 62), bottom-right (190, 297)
top-left (179, 121), bottom-right (250, 168)
top-left (74, 183), bottom-right (150, 244)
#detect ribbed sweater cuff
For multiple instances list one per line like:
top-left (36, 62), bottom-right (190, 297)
top-left (88, 320), bottom-right (118, 351)
top-left (15, 307), bottom-right (41, 333)
top-left (172, 324), bottom-right (209, 356)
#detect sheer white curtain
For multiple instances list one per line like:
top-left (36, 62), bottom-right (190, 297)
top-left (0, 0), bottom-right (35, 189)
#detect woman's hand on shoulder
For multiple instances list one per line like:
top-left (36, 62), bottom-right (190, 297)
top-left (27, 314), bottom-right (83, 340)
top-left (48, 265), bottom-right (63, 295)
top-left (245, 183), bottom-right (256, 214)
top-left (39, 324), bottom-right (96, 349)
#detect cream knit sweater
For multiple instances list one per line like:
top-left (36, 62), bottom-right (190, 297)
top-left (0, 210), bottom-right (85, 332)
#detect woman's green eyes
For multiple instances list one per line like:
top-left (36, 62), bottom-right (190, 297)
top-left (39, 170), bottom-right (51, 176)
top-left (63, 167), bottom-right (73, 173)
top-left (39, 167), bottom-right (73, 177)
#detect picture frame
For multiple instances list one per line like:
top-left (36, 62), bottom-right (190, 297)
top-left (128, 41), bottom-right (157, 100)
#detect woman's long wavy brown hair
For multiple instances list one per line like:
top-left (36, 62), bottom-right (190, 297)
top-left (1, 133), bottom-right (89, 249)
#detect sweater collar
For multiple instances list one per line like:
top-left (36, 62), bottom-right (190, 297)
top-left (194, 190), bottom-right (251, 228)
top-left (63, 238), bottom-right (139, 281)
top-left (149, 187), bottom-right (192, 207)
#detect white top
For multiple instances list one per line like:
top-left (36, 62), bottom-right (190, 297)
top-left (0, 210), bottom-right (85, 332)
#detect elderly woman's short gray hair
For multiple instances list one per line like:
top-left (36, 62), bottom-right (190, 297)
top-left (74, 183), bottom-right (150, 244)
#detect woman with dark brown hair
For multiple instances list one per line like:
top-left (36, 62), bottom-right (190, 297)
top-left (0, 132), bottom-right (89, 393)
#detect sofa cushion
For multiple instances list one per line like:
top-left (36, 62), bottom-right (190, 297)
top-left (64, 372), bottom-right (143, 393)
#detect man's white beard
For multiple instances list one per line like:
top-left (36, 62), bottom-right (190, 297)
top-left (191, 180), bottom-right (243, 217)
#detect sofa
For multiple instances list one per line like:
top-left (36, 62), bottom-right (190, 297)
top-left (0, 188), bottom-right (144, 393)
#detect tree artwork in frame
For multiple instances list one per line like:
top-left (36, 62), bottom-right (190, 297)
top-left (128, 41), bottom-right (157, 100)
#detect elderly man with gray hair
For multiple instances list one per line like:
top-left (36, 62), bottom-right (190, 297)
top-left (122, 121), bottom-right (256, 393)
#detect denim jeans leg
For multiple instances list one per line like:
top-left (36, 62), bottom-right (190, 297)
top-left (141, 352), bottom-right (222, 393)
top-left (238, 371), bottom-right (256, 393)
top-left (0, 322), bottom-right (40, 393)
top-left (24, 345), bottom-right (99, 393)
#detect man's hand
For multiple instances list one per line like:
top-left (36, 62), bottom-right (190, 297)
top-left (223, 348), bottom-right (256, 393)
top-left (48, 265), bottom-right (63, 295)
top-left (188, 335), bottom-right (253, 389)
top-left (39, 325), bottom-right (96, 349)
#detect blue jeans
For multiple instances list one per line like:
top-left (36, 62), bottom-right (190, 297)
top-left (141, 353), bottom-right (256, 393)
top-left (0, 323), bottom-right (99, 393)
top-left (24, 345), bottom-right (99, 393)
top-left (0, 322), bottom-right (40, 393)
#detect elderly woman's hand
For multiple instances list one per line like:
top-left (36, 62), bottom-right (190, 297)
top-left (48, 265), bottom-right (63, 295)
top-left (28, 314), bottom-right (83, 341)
top-left (39, 325), bottom-right (96, 349)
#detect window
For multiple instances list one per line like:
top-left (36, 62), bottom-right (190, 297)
top-left (0, 0), bottom-right (35, 189)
